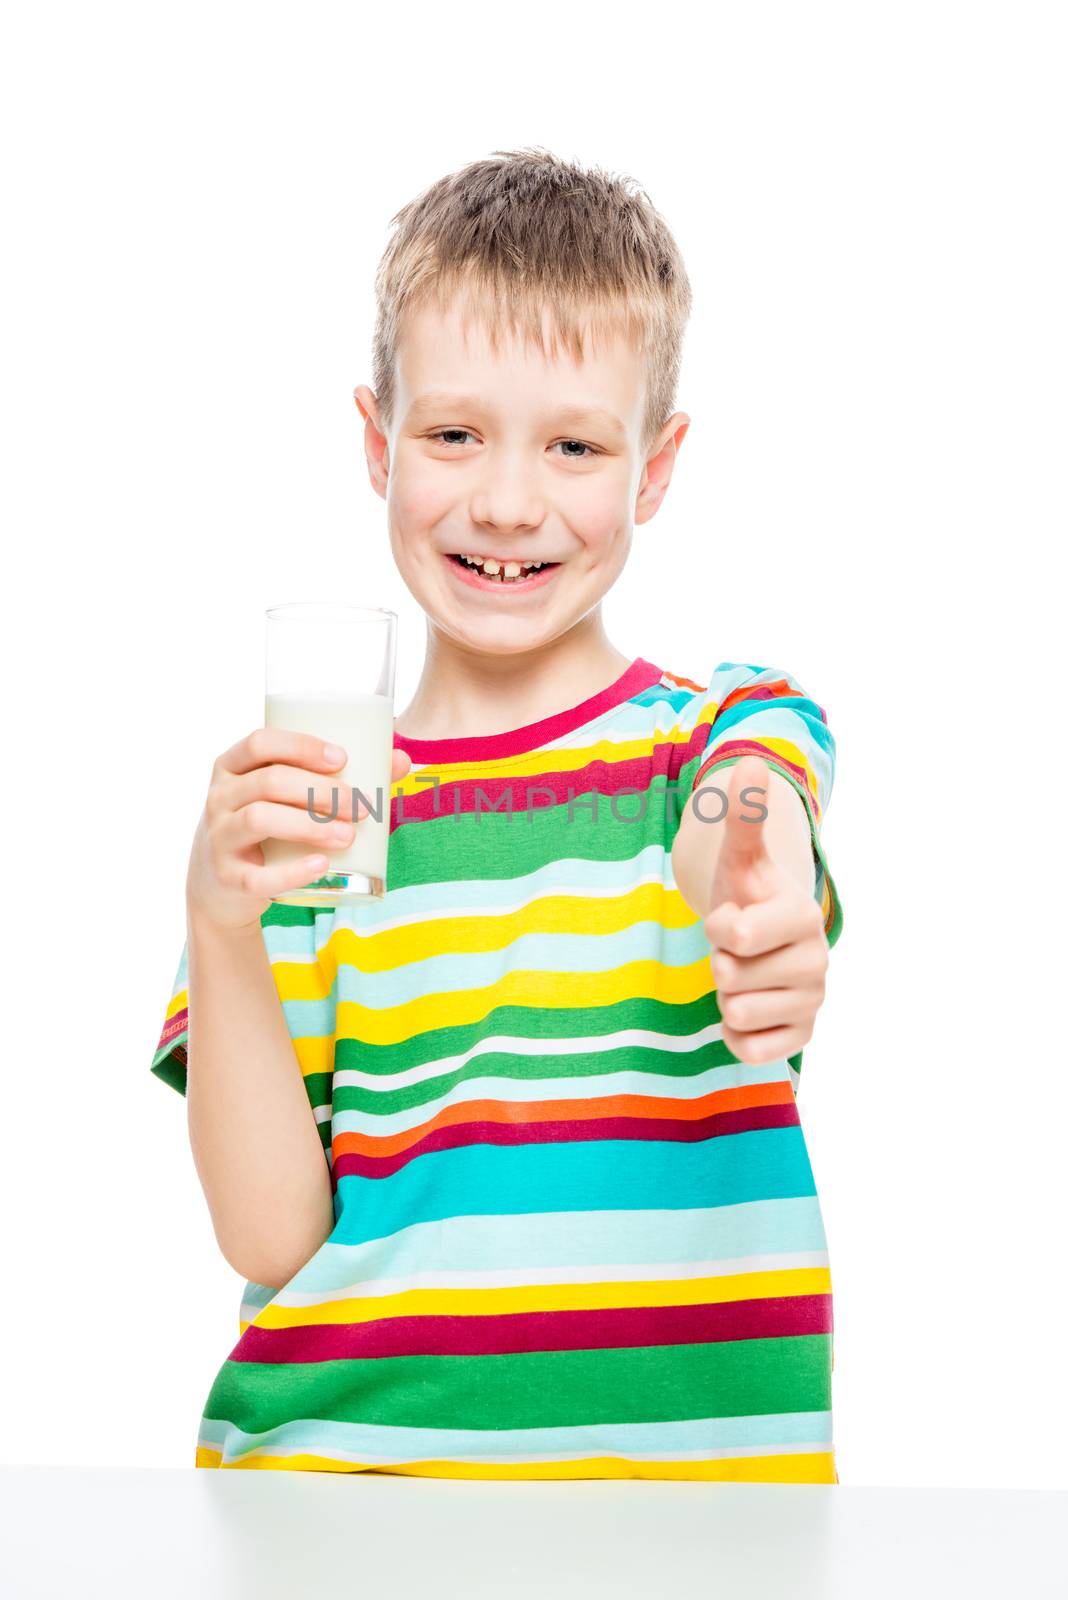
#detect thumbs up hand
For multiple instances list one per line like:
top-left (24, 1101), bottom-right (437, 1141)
top-left (703, 754), bottom-right (829, 1067)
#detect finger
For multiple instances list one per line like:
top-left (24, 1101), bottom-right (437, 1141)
top-left (224, 763), bottom-right (363, 824)
top-left (717, 986), bottom-right (808, 1035)
top-left (711, 937), bottom-right (825, 996)
top-left (721, 1022), bottom-right (810, 1067)
top-left (704, 899), bottom-right (742, 954)
top-left (228, 846), bottom-right (334, 901)
top-left (217, 727), bottom-right (348, 780)
top-left (224, 797), bottom-right (357, 852)
top-left (706, 886), bottom-right (823, 959)
top-left (391, 746), bottom-right (413, 780)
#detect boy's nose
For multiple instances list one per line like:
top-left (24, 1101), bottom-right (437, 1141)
top-left (469, 478), bottom-right (545, 534)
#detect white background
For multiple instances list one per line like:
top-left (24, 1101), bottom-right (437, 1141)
top-left (2, 1), bottom-right (1064, 1488)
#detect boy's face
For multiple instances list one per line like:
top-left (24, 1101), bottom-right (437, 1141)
top-left (354, 296), bottom-right (688, 658)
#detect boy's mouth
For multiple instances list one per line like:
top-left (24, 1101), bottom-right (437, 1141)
top-left (445, 552), bottom-right (561, 591)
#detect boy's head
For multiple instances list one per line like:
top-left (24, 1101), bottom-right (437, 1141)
top-left (354, 147), bottom-right (692, 659)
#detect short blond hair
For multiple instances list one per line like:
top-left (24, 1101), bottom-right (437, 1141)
top-left (371, 146), bottom-right (693, 456)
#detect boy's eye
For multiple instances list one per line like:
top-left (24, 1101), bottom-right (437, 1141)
top-left (426, 430), bottom-right (601, 459)
top-left (430, 429), bottom-right (476, 447)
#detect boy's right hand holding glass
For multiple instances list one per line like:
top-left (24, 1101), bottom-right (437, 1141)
top-left (186, 727), bottom-right (412, 933)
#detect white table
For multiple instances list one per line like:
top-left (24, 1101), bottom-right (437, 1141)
top-left (1, 1467), bottom-right (1065, 1598)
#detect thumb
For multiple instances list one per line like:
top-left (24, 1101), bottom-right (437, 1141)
top-left (708, 755), bottom-right (773, 908)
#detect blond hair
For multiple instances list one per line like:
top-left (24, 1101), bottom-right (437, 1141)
top-left (371, 146), bottom-right (692, 456)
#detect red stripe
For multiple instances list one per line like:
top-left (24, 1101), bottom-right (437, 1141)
top-left (693, 743), bottom-right (819, 820)
top-left (388, 725), bottom-right (714, 828)
top-left (229, 1291), bottom-right (832, 1363)
top-left (156, 1008), bottom-right (188, 1052)
top-left (392, 658), bottom-right (665, 764)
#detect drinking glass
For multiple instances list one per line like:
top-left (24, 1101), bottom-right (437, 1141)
top-left (262, 602), bottom-right (397, 906)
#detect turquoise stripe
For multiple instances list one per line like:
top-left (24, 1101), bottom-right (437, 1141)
top-left (705, 700), bottom-right (835, 761)
top-left (332, 1126), bottom-right (818, 1248)
top-left (629, 681), bottom-right (699, 710)
top-left (283, 1196), bottom-right (830, 1292)
top-left (199, 1408), bottom-right (834, 1465)
top-left (260, 922), bottom-right (327, 955)
top-left (329, 842), bottom-right (675, 928)
top-left (317, 920), bottom-right (709, 1015)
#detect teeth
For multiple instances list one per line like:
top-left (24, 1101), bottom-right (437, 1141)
top-left (454, 553), bottom-right (553, 581)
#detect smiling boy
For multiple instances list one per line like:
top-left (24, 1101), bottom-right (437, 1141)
top-left (152, 147), bottom-right (843, 1482)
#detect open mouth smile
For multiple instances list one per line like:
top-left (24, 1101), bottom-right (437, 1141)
top-left (444, 552), bottom-right (561, 591)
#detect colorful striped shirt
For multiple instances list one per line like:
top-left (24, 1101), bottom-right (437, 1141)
top-left (152, 656), bottom-right (843, 1481)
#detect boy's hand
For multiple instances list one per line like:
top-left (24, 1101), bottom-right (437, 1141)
top-left (703, 755), bottom-right (828, 1066)
top-left (186, 729), bottom-right (413, 934)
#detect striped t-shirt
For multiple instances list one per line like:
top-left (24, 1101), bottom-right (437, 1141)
top-left (152, 656), bottom-right (843, 1482)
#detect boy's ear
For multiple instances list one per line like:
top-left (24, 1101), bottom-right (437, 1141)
top-left (353, 384), bottom-right (390, 498)
top-left (635, 412), bottom-right (690, 526)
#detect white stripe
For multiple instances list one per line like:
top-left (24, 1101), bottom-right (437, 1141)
top-left (211, 1438), bottom-right (831, 1469)
top-left (332, 1022), bottom-right (725, 1093)
top-left (327, 863), bottom-right (680, 938)
top-left (269, 1250), bottom-right (832, 1309)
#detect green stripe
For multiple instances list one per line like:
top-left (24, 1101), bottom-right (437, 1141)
top-left (390, 773), bottom-right (687, 886)
top-left (206, 1334), bottom-right (832, 1433)
top-left (334, 993), bottom-right (727, 1077)
top-left (150, 1053), bottom-right (187, 1096)
top-left (331, 1042), bottom-right (739, 1116)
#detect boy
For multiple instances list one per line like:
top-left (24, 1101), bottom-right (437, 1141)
top-left (152, 147), bottom-right (843, 1483)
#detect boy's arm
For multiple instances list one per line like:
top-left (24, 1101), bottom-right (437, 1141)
top-left (672, 766), bottom-right (816, 918)
top-left (184, 908), bottom-right (336, 1289)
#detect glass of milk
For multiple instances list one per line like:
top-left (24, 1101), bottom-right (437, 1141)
top-left (262, 602), bottom-right (397, 906)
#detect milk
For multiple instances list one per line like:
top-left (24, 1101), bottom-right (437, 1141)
top-left (262, 689), bottom-right (394, 885)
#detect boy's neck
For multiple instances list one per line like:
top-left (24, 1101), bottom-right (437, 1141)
top-left (394, 617), bottom-right (634, 742)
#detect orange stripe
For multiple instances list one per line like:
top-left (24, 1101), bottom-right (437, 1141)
top-left (660, 668), bottom-right (706, 693)
top-left (331, 1078), bottom-right (794, 1159)
top-left (718, 676), bottom-right (806, 713)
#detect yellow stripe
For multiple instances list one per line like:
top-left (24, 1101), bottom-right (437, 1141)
top-left (264, 957), bottom-right (336, 1002)
top-left (334, 956), bottom-right (715, 1049)
top-left (286, 881), bottom-right (699, 982)
top-left (198, 1446), bottom-right (836, 1483)
top-left (697, 740), bottom-right (822, 820)
top-left (244, 1266), bottom-right (831, 1331)
top-left (290, 1034), bottom-right (336, 1078)
top-left (164, 989), bottom-right (188, 1021)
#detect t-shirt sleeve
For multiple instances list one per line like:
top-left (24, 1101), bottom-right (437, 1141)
top-left (150, 939), bottom-right (193, 1096)
top-left (680, 661), bottom-right (843, 948)
top-left (149, 905), bottom-right (338, 1168)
